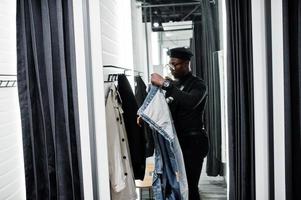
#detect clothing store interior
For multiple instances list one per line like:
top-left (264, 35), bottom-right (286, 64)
top-left (103, 0), bottom-right (229, 199)
top-left (4, 0), bottom-right (301, 199)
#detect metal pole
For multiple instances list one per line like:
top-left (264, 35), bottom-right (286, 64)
top-left (143, 1), bottom-right (150, 79)
top-left (0, 74), bottom-right (17, 76)
top-left (159, 32), bottom-right (163, 65)
top-left (139, 2), bottom-right (201, 8)
top-left (181, 5), bottom-right (201, 21)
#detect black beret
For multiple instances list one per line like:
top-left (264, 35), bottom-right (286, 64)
top-left (167, 47), bottom-right (193, 60)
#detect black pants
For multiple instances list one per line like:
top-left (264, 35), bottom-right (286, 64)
top-left (179, 133), bottom-right (209, 200)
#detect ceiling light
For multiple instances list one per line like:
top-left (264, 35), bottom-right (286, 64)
top-left (153, 22), bottom-right (159, 27)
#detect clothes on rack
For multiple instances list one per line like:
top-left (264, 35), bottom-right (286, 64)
top-left (134, 75), bottom-right (154, 158)
top-left (105, 83), bottom-right (137, 200)
top-left (117, 74), bottom-right (146, 180)
top-left (134, 76), bottom-right (148, 105)
top-left (138, 85), bottom-right (188, 200)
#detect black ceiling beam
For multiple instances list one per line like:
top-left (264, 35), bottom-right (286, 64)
top-left (181, 4), bottom-right (201, 21)
top-left (139, 2), bottom-right (201, 8)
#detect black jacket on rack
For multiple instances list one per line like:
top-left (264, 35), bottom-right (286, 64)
top-left (117, 74), bottom-right (145, 180)
top-left (135, 76), bottom-right (154, 158)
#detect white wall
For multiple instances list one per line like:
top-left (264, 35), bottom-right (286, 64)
top-left (87, 0), bottom-right (111, 197)
top-left (100, 0), bottom-right (134, 69)
top-left (0, 88), bottom-right (25, 200)
top-left (131, 1), bottom-right (149, 81)
top-left (72, 0), bottom-right (94, 199)
top-left (100, 0), bottom-right (135, 88)
top-left (73, 0), bottom-right (137, 199)
top-left (0, 1), bottom-right (16, 74)
top-left (271, 0), bottom-right (286, 199)
top-left (100, 0), bottom-right (121, 66)
top-left (73, 0), bottom-right (112, 199)
top-left (251, 0), bottom-right (270, 199)
top-left (0, 0), bottom-right (26, 199)
top-left (252, 0), bottom-right (287, 199)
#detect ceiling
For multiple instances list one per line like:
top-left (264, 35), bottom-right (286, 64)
top-left (136, 0), bottom-right (202, 31)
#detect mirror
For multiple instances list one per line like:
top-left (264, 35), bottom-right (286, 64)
top-left (134, 0), bottom-right (228, 199)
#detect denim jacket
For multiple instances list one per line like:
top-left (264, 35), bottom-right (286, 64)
top-left (138, 85), bottom-right (188, 200)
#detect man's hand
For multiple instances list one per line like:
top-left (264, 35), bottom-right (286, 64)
top-left (137, 116), bottom-right (143, 127)
top-left (151, 73), bottom-right (165, 87)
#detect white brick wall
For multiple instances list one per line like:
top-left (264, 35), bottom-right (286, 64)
top-left (0, 88), bottom-right (25, 200)
top-left (100, 0), bottom-right (134, 69)
top-left (0, 0), bottom-right (17, 75)
top-left (0, 1), bottom-right (26, 199)
top-left (100, 0), bottom-right (135, 88)
top-left (100, 0), bottom-right (120, 66)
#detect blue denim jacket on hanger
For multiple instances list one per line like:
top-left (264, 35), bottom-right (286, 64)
top-left (138, 85), bottom-right (188, 200)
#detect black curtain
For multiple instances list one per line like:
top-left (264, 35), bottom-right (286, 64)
top-left (283, 0), bottom-right (301, 199)
top-left (17, 0), bottom-right (83, 199)
top-left (191, 0), bottom-right (223, 176)
top-left (226, 0), bottom-right (255, 199)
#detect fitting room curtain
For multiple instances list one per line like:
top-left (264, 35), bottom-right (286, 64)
top-left (283, 0), bottom-right (301, 199)
top-left (225, 0), bottom-right (255, 199)
top-left (191, 0), bottom-right (223, 176)
top-left (16, 0), bottom-right (83, 199)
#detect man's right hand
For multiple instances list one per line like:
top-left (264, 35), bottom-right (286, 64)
top-left (151, 73), bottom-right (165, 87)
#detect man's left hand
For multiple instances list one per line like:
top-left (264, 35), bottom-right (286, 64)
top-left (137, 116), bottom-right (143, 127)
top-left (151, 73), bottom-right (165, 87)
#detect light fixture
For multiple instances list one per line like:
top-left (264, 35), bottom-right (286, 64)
top-left (162, 21), bottom-right (193, 31)
top-left (152, 21), bottom-right (164, 32)
top-left (153, 22), bottom-right (160, 27)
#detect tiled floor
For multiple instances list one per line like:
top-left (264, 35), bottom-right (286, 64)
top-left (199, 173), bottom-right (227, 200)
top-left (199, 159), bottom-right (227, 200)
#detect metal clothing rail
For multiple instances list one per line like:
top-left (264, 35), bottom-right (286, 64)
top-left (103, 65), bottom-right (128, 71)
top-left (138, 0), bottom-right (214, 8)
top-left (103, 65), bottom-right (143, 75)
top-left (0, 74), bottom-right (17, 76)
top-left (125, 69), bottom-right (144, 75)
top-left (103, 65), bottom-right (131, 82)
top-left (133, 70), bottom-right (143, 76)
top-left (0, 74), bottom-right (17, 88)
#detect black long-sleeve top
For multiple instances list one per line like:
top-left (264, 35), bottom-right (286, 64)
top-left (164, 72), bottom-right (207, 137)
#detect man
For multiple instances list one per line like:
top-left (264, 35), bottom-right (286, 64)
top-left (150, 47), bottom-right (209, 200)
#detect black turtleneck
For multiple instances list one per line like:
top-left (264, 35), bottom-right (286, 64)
top-left (164, 72), bottom-right (207, 137)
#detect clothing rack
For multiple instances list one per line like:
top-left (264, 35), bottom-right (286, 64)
top-left (103, 65), bottom-right (129, 73)
top-left (103, 65), bottom-right (143, 74)
top-left (0, 74), bottom-right (17, 88)
top-left (133, 70), bottom-right (143, 76)
top-left (103, 65), bottom-right (143, 82)
top-left (103, 65), bottom-right (130, 82)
